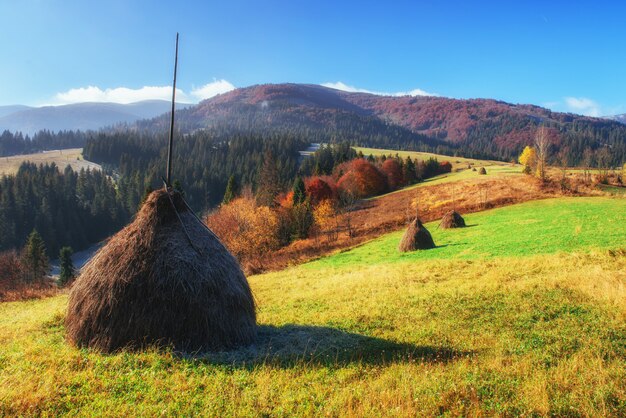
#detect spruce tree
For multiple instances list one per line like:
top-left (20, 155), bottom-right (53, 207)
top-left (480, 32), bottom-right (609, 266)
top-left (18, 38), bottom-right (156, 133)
top-left (22, 229), bottom-right (49, 282)
top-left (256, 150), bottom-right (281, 206)
top-left (222, 175), bottom-right (237, 205)
top-left (59, 246), bottom-right (75, 286)
top-left (292, 176), bottom-right (306, 205)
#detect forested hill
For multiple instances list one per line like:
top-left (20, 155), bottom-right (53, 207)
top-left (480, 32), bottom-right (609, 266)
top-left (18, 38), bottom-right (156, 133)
top-left (138, 83), bottom-right (626, 166)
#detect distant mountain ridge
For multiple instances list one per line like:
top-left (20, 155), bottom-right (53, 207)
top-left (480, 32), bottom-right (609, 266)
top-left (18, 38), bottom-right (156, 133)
top-left (607, 114), bottom-right (626, 124)
top-left (143, 83), bottom-right (626, 164)
top-left (0, 100), bottom-right (191, 135)
top-left (3, 84), bottom-right (625, 165)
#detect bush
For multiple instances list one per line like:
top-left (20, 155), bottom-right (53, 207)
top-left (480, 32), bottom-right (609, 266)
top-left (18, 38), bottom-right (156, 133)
top-left (306, 177), bottom-right (336, 205)
top-left (0, 250), bottom-right (22, 287)
top-left (439, 161), bottom-right (453, 173)
top-left (336, 159), bottom-right (388, 198)
top-left (206, 196), bottom-right (280, 262)
top-left (381, 159), bottom-right (404, 190)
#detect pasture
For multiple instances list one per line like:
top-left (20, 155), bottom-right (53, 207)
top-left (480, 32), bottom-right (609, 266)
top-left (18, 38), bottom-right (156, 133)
top-left (0, 148), bottom-right (101, 176)
top-left (1, 197), bottom-right (625, 416)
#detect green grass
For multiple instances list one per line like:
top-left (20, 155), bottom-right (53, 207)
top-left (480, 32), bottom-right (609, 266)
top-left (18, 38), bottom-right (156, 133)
top-left (1, 197), bottom-right (626, 416)
top-left (310, 197), bottom-right (626, 269)
top-left (353, 146), bottom-right (510, 167)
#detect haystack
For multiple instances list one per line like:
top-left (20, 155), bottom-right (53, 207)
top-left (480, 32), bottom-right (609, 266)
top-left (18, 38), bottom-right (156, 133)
top-left (398, 218), bottom-right (436, 252)
top-left (478, 167), bottom-right (487, 175)
top-left (440, 210), bottom-right (466, 229)
top-left (66, 189), bottom-right (257, 353)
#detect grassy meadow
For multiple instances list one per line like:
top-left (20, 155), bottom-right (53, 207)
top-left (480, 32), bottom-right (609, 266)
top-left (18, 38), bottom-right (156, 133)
top-left (0, 148), bottom-right (101, 176)
top-left (354, 147), bottom-right (523, 197)
top-left (1, 197), bottom-right (625, 416)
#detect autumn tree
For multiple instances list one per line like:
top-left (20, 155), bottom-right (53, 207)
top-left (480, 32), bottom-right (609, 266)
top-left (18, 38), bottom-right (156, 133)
top-left (518, 146), bottom-right (537, 174)
top-left (313, 199), bottom-right (338, 242)
top-left (336, 159), bottom-right (387, 198)
top-left (205, 196), bottom-right (280, 262)
top-left (306, 177), bottom-right (335, 205)
top-left (381, 158), bottom-right (404, 190)
top-left (21, 230), bottom-right (49, 282)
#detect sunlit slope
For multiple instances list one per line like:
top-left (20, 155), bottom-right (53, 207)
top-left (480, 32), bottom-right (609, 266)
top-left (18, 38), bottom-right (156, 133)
top-left (309, 197), bottom-right (626, 268)
top-left (1, 197), bottom-right (625, 416)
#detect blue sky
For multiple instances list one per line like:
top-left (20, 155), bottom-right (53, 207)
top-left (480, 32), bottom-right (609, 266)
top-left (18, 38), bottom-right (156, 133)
top-left (1, 0), bottom-right (625, 116)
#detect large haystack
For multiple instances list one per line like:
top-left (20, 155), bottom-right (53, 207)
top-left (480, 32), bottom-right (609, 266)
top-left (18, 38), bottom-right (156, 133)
top-left (440, 210), bottom-right (466, 229)
top-left (66, 189), bottom-right (257, 353)
top-left (398, 218), bottom-right (436, 252)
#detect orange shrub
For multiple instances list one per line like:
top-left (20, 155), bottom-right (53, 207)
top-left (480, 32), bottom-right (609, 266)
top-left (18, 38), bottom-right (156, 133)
top-left (206, 196), bottom-right (280, 261)
top-left (305, 177), bottom-right (336, 205)
top-left (336, 159), bottom-right (387, 198)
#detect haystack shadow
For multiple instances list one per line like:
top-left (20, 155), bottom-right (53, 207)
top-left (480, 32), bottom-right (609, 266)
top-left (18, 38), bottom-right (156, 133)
top-left (190, 324), bottom-right (472, 368)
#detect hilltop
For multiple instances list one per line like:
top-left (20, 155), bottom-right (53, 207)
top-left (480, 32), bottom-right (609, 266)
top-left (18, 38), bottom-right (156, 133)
top-left (144, 83), bottom-right (626, 164)
top-left (0, 100), bottom-right (191, 136)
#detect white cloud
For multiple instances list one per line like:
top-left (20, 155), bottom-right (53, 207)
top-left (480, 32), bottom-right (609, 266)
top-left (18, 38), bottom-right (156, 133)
top-left (563, 97), bottom-right (601, 117)
top-left (53, 85), bottom-right (191, 105)
top-left (49, 79), bottom-right (236, 105)
top-left (191, 79), bottom-right (235, 100)
top-left (321, 81), bottom-right (437, 97)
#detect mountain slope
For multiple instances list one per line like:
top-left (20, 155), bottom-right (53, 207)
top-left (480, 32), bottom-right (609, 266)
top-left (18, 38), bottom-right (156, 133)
top-left (0, 105), bottom-right (32, 118)
top-left (607, 114), bottom-right (626, 124)
top-left (148, 83), bottom-right (626, 164)
top-left (0, 100), bottom-right (190, 135)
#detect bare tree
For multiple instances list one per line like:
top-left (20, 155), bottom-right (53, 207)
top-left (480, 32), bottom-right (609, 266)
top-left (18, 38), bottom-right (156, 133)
top-left (339, 189), bottom-right (356, 239)
top-left (557, 146), bottom-right (570, 191)
top-left (596, 146), bottom-right (612, 184)
top-left (534, 126), bottom-right (550, 182)
top-left (582, 148), bottom-right (594, 184)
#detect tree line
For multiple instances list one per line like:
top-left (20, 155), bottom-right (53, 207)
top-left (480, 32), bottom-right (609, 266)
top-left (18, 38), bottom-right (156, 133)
top-left (0, 162), bottom-right (128, 255)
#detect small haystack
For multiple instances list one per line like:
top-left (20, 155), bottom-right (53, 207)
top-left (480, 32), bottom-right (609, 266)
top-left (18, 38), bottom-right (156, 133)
top-left (66, 189), bottom-right (257, 353)
top-left (440, 210), bottom-right (466, 229)
top-left (398, 218), bottom-right (436, 252)
top-left (478, 167), bottom-right (487, 175)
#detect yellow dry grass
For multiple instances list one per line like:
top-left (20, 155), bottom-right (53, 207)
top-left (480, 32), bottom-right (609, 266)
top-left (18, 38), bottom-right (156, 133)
top-left (0, 148), bottom-right (101, 176)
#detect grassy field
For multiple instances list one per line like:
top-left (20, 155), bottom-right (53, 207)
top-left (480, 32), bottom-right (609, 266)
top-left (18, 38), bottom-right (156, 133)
top-left (1, 197), bottom-right (625, 416)
top-left (0, 148), bottom-right (101, 176)
top-left (354, 147), bottom-right (522, 197)
top-left (353, 146), bottom-right (512, 169)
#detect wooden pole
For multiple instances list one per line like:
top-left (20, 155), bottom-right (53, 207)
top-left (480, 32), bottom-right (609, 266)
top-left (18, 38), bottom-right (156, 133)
top-left (165, 33), bottom-right (179, 188)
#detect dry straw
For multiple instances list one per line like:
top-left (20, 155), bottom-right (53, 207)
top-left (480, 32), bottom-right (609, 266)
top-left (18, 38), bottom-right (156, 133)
top-left (440, 210), bottom-right (466, 229)
top-left (66, 189), bottom-right (257, 353)
top-left (398, 218), bottom-right (436, 252)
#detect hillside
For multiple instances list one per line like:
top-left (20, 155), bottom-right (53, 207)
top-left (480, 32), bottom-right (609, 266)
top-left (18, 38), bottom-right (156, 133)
top-left (142, 84), bottom-right (626, 165)
top-left (1, 197), bottom-right (625, 416)
top-left (0, 148), bottom-right (100, 176)
top-left (0, 100), bottom-right (191, 135)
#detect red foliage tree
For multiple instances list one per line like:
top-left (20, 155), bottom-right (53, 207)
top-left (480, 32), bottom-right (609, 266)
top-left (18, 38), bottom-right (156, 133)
top-left (439, 161), bottom-right (453, 173)
top-left (381, 159), bottom-right (404, 190)
top-left (336, 159), bottom-right (388, 198)
top-left (305, 177), bottom-right (335, 205)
